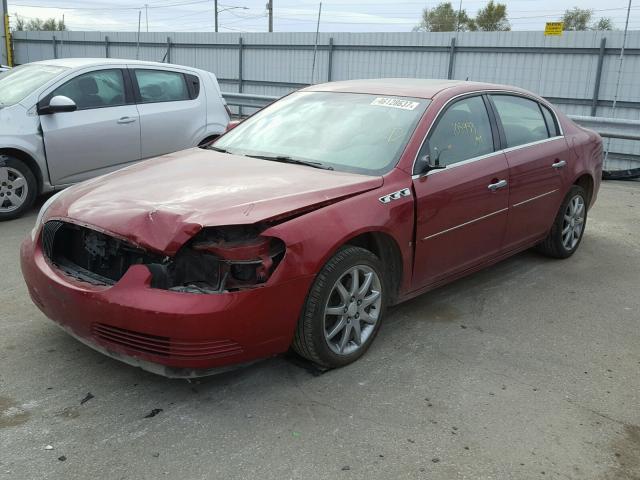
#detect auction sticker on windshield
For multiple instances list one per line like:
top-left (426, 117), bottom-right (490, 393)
top-left (370, 97), bottom-right (420, 110)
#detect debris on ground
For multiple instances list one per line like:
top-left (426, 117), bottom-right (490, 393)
top-left (341, 466), bottom-right (350, 471)
top-left (44, 445), bottom-right (53, 450)
top-left (58, 456), bottom-right (66, 462)
top-left (144, 408), bottom-right (163, 418)
top-left (80, 393), bottom-right (94, 405)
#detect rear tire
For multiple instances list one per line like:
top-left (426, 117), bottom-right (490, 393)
top-left (0, 155), bottom-right (37, 221)
top-left (536, 185), bottom-right (587, 259)
top-left (292, 246), bottom-right (387, 368)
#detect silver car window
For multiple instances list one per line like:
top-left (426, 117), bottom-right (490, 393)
top-left (51, 69), bottom-right (126, 110)
top-left (134, 70), bottom-right (189, 103)
top-left (0, 64), bottom-right (68, 107)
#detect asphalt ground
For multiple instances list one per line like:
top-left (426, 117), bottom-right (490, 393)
top-left (1, 180), bottom-right (639, 480)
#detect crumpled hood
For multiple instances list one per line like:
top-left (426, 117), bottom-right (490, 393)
top-left (47, 148), bottom-right (383, 254)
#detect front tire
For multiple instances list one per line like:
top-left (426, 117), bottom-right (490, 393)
top-left (0, 155), bottom-right (37, 221)
top-left (292, 246), bottom-right (387, 368)
top-left (536, 185), bottom-right (587, 258)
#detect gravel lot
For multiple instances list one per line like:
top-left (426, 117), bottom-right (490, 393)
top-left (1, 180), bottom-right (639, 480)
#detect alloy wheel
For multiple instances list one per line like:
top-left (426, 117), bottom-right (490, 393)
top-left (561, 194), bottom-right (585, 251)
top-left (323, 265), bottom-right (382, 356)
top-left (0, 167), bottom-right (29, 213)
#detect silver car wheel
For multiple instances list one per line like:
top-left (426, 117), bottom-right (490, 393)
top-left (0, 167), bottom-right (29, 213)
top-left (323, 265), bottom-right (382, 356)
top-left (561, 194), bottom-right (585, 251)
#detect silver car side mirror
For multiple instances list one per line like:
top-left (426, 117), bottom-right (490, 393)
top-left (39, 95), bottom-right (77, 115)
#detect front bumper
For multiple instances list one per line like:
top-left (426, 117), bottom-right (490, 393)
top-left (20, 235), bottom-right (314, 377)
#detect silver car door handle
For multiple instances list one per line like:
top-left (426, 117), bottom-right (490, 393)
top-left (552, 160), bottom-right (567, 169)
top-left (117, 117), bottom-right (137, 124)
top-left (488, 179), bottom-right (508, 191)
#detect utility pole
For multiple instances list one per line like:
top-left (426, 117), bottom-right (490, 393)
top-left (267, 0), bottom-right (273, 32)
top-left (145, 4), bottom-right (149, 32)
top-left (214, 0), bottom-right (218, 32)
top-left (136, 10), bottom-right (141, 60)
top-left (310, 2), bottom-right (321, 83)
top-left (1, 0), bottom-right (11, 66)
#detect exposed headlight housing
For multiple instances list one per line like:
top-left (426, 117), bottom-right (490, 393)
top-left (32, 189), bottom-right (66, 241)
top-left (148, 225), bottom-right (286, 294)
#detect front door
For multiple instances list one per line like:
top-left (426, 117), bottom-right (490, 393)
top-left (412, 95), bottom-right (510, 289)
top-left (40, 68), bottom-right (141, 185)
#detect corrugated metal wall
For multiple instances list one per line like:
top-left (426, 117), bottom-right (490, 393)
top-left (12, 30), bottom-right (640, 166)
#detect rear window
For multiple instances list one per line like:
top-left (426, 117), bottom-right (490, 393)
top-left (491, 95), bottom-right (549, 148)
top-left (540, 104), bottom-right (560, 137)
top-left (134, 69), bottom-right (190, 103)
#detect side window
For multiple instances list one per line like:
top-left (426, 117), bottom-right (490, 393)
top-left (491, 95), bottom-right (549, 147)
top-left (134, 70), bottom-right (189, 103)
top-left (52, 69), bottom-right (125, 110)
top-left (423, 96), bottom-right (494, 168)
top-left (540, 104), bottom-right (559, 137)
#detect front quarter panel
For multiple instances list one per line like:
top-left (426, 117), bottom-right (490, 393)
top-left (262, 168), bottom-right (415, 298)
top-left (0, 103), bottom-right (50, 190)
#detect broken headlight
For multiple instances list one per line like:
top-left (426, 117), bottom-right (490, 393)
top-left (32, 189), bottom-right (66, 241)
top-left (148, 225), bottom-right (285, 294)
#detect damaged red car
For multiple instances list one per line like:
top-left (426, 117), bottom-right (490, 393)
top-left (21, 79), bottom-right (603, 377)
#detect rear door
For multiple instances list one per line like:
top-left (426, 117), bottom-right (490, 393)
top-left (131, 68), bottom-right (207, 159)
top-left (40, 67), bottom-right (141, 185)
top-left (412, 94), bottom-right (510, 289)
top-left (488, 94), bottom-right (570, 251)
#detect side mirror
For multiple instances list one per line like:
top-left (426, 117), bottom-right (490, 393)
top-left (38, 95), bottom-right (77, 115)
top-left (416, 153), bottom-right (446, 176)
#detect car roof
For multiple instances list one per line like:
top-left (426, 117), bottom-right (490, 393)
top-left (29, 58), bottom-right (202, 71)
top-left (302, 78), bottom-right (527, 100)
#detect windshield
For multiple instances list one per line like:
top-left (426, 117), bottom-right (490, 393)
top-left (214, 91), bottom-right (430, 175)
top-left (0, 64), bottom-right (68, 107)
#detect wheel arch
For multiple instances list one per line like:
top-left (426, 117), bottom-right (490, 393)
top-left (198, 134), bottom-right (220, 147)
top-left (0, 148), bottom-right (44, 194)
top-left (342, 230), bottom-right (404, 305)
top-left (573, 173), bottom-right (594, 208)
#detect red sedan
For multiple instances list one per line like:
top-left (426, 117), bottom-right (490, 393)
top-left (21, 79), bottom-right (603, 377)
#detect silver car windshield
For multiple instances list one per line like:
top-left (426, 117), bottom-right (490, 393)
top-left (215, 91), bottom-right (430, 175)
top-left (0, 64), bottom-right (68, 107)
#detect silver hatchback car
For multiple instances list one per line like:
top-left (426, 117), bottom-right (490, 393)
top-left (0, 58), bottom-right (230, 220)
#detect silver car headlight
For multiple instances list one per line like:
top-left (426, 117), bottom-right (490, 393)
top-left (31, 189), bottom-right (66, 241)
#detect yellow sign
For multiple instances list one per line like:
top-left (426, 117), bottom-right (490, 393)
top-left (544, 22), bottom-right (564, 36)
top-left (4, 14), bottom-right (12, 66)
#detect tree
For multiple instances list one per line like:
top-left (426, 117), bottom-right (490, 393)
top-left (13, 15), bottom-right (67, 32)
top-left (592, 17), bottom-right (614, 31)
top-left (414, 2), bottom-right (474, 32)
top-left (473, 1), bottom-right (510, 31)
top-left (561, 7), bottom-right (592, 31)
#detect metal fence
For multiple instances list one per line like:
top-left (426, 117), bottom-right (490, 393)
top-left (11, 30), bottom-right (640, 169)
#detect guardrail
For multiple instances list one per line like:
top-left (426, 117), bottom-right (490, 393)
top-left (223, 92), bottom-right (279, 109)
top-left (221, 92), bottom-right (640, 142)
top-left (567, 115), bottom-right (640, 141)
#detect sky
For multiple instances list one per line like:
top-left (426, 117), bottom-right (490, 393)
top-left (6, 0), bottom-right (639, 33)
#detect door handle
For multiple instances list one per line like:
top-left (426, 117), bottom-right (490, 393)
top-left (552, 160), bottom-right (567, 169)
top-left (488, 179), bottom-right (508, 191)
top-left (117, 117), bottom-right (137, 124)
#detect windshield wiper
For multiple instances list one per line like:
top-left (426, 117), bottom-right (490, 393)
top-left (246, 154), bottom-right (333, 170)
top-left (207, 146), bottom-right (230, 153)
